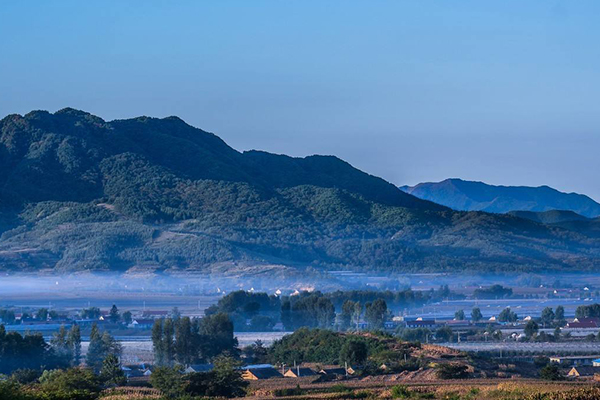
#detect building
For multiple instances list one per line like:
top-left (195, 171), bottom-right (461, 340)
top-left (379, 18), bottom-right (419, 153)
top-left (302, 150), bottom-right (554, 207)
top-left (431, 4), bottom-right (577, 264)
top-left (129, 319), bottom-right (155, 329)
top-left (319, 366), bottom-right (354, 376)
top-left (566, 318), bottom-right (600, 329)
top-left (550, 355), bottom-right (600, 366)
top-left (284, 367), bottom-right (317, 378)
top-left (567, 366), bottom-right (600, 378)
top-left (184, 364), bottom-right (214, 374)
top-left (242, 366), bottom-right (283, 380)
top-left (405, 320), bottom-right (437, 329)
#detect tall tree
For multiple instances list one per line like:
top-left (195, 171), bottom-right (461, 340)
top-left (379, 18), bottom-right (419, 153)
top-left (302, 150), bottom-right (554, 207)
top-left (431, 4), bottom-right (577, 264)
top-left (100, 353), bottom-right (126, 386)
top-left (86, 323), bottom-right (104, 371)
top-left (541, 307), bottom-right (555, 327)
top-left (199, 313), bottom-right (238, 360)
top-left (340, 300), bottom-right (355, 331)
top-left (353, 302), bottom-right (363, 331)
top-left (365, 299), bottom-right (387, 329)
top-left (86, 324), bottom-right (121, 372)
top-left (524, 320), bottom-right (539, 338)
top-left (67, 324), bottom-right (82, 366)
top-left (471, 307), bottom-right (483, 322)
top-left (152, 320), bottom-right (166, 366)
top-left (122, 311), bottom-right (132, 325)
top-left (555, 306), bottom-right (565, 326)
top-left (50, 325), bottom-right (72, 365)
top-left (37, 308), bottom-right (49, 321)
top-left (109, 305), bottom-right (120, 323)
top-left (162, 318), bottom-right (175, 365)
top-left (174, 317), bottom-right (194, 366)
top-left (454, 310), bottom-right (465, 320)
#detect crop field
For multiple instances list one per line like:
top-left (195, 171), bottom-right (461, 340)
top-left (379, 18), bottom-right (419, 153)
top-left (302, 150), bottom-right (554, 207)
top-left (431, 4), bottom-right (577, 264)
top-left (241, 379), bottom-right (600, 400)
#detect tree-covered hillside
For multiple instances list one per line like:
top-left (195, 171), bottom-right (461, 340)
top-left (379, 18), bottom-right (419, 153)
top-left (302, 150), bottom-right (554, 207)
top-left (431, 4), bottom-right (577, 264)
top-left (1, 109), bottom-right (600, 274)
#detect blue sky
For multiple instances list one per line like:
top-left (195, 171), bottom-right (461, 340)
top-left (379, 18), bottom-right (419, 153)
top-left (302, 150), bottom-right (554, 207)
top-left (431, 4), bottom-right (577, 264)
top-left (1, 1), bottom-right (600, 199)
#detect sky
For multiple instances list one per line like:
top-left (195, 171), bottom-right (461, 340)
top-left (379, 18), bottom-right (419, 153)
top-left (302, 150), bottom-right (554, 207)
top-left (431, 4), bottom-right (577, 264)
top-left (1, 1), bottom-right (600, 199)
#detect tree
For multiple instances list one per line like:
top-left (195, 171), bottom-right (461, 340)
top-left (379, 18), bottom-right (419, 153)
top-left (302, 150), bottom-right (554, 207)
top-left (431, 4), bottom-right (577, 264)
top-left (86, 324), bottom-right (121, 372)
top-left (174, 317), bottom-right (194, 366)
top-left (205, 355), bottom-right (248, 398)
top-left (39, 367), bottom-right (101, 398)
top-left (67, 324), bottom-right (82, 366)
top-left (340, 300), bottom-right (355, 331)
top-left (540, 307), bottom-right (555, 327)
top-left (250, 315), bottom-right (274, 331)
top-left (471, 307), bottom-right (482, 322)
top-left (163, 318), bottom-right (175, 365)
top-left (37, 308), bottom-right (49, 321)
top-left (150, 365), bottom-right (185, 399)
top-left (122, 311), bottom-right (132, 325)
top-left (109, 304), bottom-right (120, 323)
top-left (524, 320), bottom-right (539, 338)
top-left (554, 327), bottom-right (561, 341)
top-left (353, 302), bottom-right (363, 330)
top-left (81, 307), bottom-right (101, 319)
top-left (86, 324), bottom-right (103, 371)
top-left (281, 300), bottom-right (292, 331)
top-left (365, 299), bottom-right (387, 329)
top-left (540, 363), bottom-right (562, 381)
top-left (242, 340), bottom-right (268, 364)
top-left (454, 310), bottom-right (465, 320)
top-left (498, 308), bottom-right (518, 323)
top-left (50, 325), bottom-right (75, 366)
top-left (100, 353), bottom-right (126, 387)
top-left (339, 339), bottom-right (368, 366)
top-left (436, 326), bottom-right (453, 342)
top-left (152, 319), bottom-right (166, 366)
top-left (555, 306), bottom-right (565, 326)
top-left (199, 313), bottom-right (238, 360)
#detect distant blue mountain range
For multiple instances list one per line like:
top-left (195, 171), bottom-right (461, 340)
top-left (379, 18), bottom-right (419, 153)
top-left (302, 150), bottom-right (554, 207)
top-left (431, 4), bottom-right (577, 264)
top-left (400, 179), bottom-right (600, 218)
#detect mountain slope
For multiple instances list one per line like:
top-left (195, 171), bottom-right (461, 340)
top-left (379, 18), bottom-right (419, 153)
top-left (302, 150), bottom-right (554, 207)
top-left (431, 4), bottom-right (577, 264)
top-left (400, 179), bottom-right (600, 218)
top-left (1, 109), bottom-right (600, 275)
top-left (507, 210), bottom-right (590, 224)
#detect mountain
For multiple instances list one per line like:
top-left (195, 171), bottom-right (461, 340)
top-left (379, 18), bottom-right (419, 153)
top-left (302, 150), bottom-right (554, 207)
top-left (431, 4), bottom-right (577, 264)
top-left (400, 179), bottom-right (600, 218)
top-left (507, 210), bottom-right (590, 225)
top-left (2, 109), bottom-right (600, 275)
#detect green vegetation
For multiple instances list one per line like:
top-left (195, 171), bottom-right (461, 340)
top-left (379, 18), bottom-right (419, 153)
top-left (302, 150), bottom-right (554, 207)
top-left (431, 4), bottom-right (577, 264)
top-left (152, 313), bottom-right (237, 365)
top-left (150, 356), bottom-right (248, 398)
top-left (473, 285), bottom-right (513, 299)
top-left (2, 109), bottom-right (600, 274)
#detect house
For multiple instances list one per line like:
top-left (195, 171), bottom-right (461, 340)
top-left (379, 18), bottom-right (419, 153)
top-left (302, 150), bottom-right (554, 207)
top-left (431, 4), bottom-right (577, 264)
top-left (319, 366), bottom-right (355, 376)
top-left (593, 358), bottom-right (600, 367)
top-left (566, 318), bottom-right (600, 329)
top-left (319, 367), bottom-right (347, 376)
top-left (568, 366), bottom-right (600, 378)
top-left (405, 320), bottom-right (437, 328)
top-left (550, 355), bottom-right (600, 365)
top-left (184, 364), bottom-right (214, 374)
top-left (242, 367), bottom-right (283, 380)
top-left (284, 367), bottom-right (317, 378)
top-left (129, 319), bottom-right (155, 329)
top-left (445, 320), bottom-right (471, 328)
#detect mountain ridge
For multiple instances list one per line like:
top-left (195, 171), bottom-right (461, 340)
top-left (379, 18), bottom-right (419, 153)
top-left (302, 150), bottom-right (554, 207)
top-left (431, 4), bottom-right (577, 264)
top-left (2, 109), bottom-right (600, 275)
top-left (400, 178), bottom-right (600, 218)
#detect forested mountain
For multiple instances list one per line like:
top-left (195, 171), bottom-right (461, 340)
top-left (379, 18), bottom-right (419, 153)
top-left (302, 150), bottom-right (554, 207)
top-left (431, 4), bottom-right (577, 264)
top-left (400, 179), bottom-right (600, 218)
top-left (507, 210), bottom-right (589, 224)
top-left (2, 109), bottom-right (600, 275)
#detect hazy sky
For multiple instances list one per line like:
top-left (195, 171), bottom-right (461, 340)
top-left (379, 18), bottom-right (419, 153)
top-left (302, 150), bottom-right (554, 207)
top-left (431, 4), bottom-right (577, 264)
top-left (1, 1), bottom-right (600, 199)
